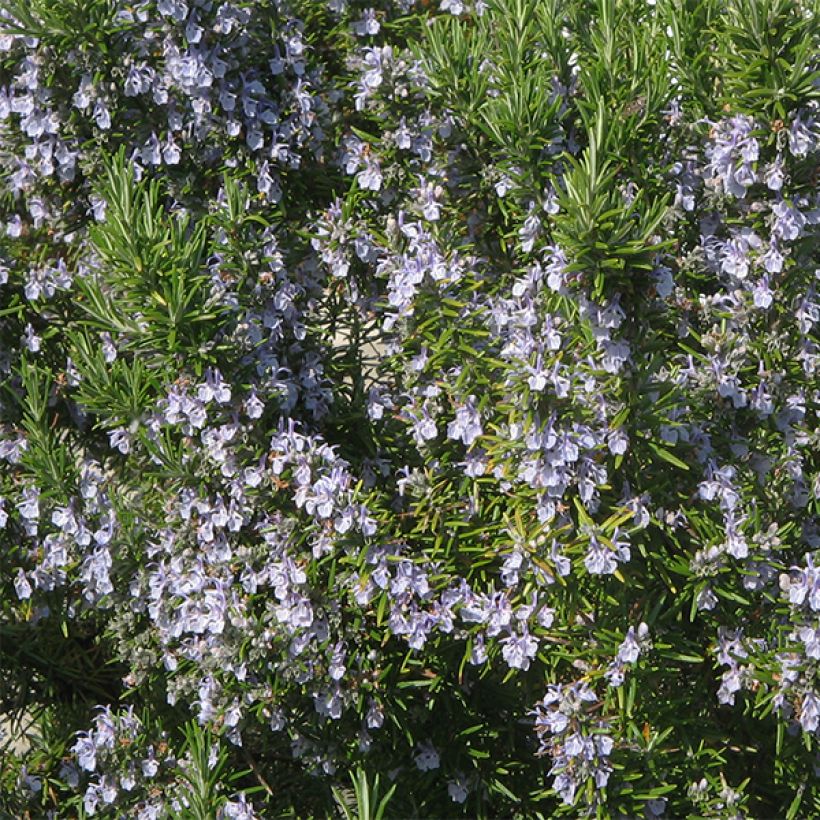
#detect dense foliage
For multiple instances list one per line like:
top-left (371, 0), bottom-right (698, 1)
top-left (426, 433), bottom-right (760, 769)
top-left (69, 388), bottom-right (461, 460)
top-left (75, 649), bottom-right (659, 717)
top-left (0, 0), bottom-right (818, 816)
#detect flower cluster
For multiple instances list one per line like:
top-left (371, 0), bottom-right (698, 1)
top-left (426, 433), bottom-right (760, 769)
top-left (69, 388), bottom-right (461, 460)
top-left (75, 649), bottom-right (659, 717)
top-left (1, 0), bottom-right (818, 816)
top-left (532, 681), bottom-right (614, 806)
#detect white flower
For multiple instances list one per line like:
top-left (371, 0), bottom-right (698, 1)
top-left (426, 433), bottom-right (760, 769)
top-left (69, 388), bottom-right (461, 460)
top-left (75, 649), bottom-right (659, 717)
top-left (414, 741), bottom-right (440, 771)
top-left (17, 486), bottom-right (40, 520)
top-left (73, 735), bottom-right (97, 772)
top-left (447, 773), bottom-right (469, 803)
top-left (14, 569), bottom-right (32, 600)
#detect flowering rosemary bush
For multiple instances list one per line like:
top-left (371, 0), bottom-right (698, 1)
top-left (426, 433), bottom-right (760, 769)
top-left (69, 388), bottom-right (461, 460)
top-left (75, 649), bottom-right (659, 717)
top-left (0, 0), bottom-right (818, 816)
